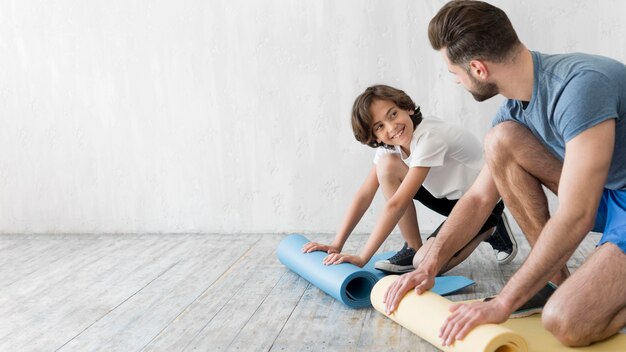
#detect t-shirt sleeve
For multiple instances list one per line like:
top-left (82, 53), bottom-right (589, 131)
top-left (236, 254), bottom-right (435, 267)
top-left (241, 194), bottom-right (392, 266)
top-left (491, 100), bottom-right (519, 127)
top-left (408, 131), bottom-right (447, 168)
top-left (373, 146), bottom-right (399, 164)
top-left (555, 71), bottom-right (620, 142)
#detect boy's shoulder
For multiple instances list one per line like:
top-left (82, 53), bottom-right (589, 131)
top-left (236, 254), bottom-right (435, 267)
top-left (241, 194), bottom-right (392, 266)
top-left (415, 116), bottom-right (460, 135)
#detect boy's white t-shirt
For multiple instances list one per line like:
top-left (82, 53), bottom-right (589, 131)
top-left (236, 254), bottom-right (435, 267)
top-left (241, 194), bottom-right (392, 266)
top-left (373, 117), bottom-right (483, 200)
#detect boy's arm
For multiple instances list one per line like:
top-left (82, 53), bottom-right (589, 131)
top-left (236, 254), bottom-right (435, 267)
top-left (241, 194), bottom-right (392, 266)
top-left (324, 166), bottom-right (429, 266)
top-left (302, 166), bottom-right (379, 254)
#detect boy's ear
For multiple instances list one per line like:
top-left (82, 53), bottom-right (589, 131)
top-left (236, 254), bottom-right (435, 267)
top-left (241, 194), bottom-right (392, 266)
top-left (409, 109), bottom-right (414, 115)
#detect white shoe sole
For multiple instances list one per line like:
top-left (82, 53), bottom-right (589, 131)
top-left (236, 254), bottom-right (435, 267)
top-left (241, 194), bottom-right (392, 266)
top-left (374, 262), bottom-right (414, 274)
top-left (496, 213), bottom-right (518, 265)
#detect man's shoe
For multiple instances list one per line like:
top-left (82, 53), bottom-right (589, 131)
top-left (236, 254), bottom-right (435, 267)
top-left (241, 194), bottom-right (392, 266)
top-left (485, 213), bottom-right (518, 265)
top-left (374, 242), bottom-right (416, 274)
top-left (511, 282), bottom-right (557, 318)
top-left (483, 282), bottom-right (557, 318)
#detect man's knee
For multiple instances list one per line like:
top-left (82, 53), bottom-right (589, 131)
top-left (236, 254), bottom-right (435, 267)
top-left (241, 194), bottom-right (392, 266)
top-left (542, 297), bottom-right (594, 347)
top-left (483, 121), bottom-right (522, 162)
top-left (376, 154), bottom-right (406, 183)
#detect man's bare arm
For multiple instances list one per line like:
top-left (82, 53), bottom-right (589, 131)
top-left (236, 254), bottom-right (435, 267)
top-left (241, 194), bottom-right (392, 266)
top-left (440, 119), bottom-right (615, 346)
top-left (383, 164), bottom-right (501, 313)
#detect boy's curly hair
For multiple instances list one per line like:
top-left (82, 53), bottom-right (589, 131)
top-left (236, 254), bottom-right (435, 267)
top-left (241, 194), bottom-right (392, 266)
top-left (351, 85), bottom-right (422, 148)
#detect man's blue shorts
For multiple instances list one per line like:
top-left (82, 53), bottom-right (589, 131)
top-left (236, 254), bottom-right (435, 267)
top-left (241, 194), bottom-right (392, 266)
top-left (593, 188), bottom-right (626, 253)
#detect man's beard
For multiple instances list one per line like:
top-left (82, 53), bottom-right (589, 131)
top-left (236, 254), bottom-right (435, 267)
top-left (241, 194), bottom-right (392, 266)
top-left (468, 75), bottom-right (499, 102)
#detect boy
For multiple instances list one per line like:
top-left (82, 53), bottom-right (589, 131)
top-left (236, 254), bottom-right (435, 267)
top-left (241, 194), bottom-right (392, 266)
top-left (302, 85), bottom-right (516, 274)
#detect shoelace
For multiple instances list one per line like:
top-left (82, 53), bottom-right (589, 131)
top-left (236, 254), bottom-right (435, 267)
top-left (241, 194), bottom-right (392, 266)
top-left (489, 227), bottom-right (510, 252)
top-left (389, 245), bottom-right (414, 261)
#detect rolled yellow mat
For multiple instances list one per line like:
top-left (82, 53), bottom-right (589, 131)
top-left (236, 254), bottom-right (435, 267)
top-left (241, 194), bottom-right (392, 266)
top-left (372, 275), bottom-right (626, 352)
top-left (371, 275), bottom-right (527, 352)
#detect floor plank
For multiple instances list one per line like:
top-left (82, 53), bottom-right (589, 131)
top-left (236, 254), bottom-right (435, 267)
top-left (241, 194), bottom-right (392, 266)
top-left (0, 231), bottom-right (609, 352)
top-left (2, 235), bottom-right (186, 351)
top-left (180, 234), bottom-right (291, 351)
top-left (59, 235), bottom-right (259, 352)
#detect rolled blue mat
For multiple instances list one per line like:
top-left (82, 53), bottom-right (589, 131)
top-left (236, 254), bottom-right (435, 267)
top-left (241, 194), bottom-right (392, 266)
top-left (277, 234), bottom-right (475, 308)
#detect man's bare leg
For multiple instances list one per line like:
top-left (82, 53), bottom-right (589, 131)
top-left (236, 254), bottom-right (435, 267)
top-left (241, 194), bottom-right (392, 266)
top-left (484, 121), bottom-right (569, 284)
top-left (542, 242), bottom-right (626, 346)
top-left (376, 154), bottom-right (422, 250)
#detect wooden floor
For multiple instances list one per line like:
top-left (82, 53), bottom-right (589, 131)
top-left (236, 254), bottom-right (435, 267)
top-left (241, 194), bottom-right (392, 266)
top-left (0, 231), bottom-right (600, 352)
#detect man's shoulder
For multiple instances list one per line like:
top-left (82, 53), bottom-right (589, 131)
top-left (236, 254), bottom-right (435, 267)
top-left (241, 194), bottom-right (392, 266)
top-left (535, 51), bottom-right (626, 83)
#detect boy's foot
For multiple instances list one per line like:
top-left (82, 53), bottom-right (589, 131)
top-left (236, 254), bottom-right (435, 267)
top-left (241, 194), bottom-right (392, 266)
top-left (484, 282), bottom-right (557, 318)
top-left (374, 242), bottom-right (416, 274)
top-left (485, 213), bottom-right (518, 265)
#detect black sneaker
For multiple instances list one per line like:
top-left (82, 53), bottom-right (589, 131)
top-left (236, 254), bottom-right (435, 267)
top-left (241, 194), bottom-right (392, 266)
top-left (484, 282), bottom-right (557, 318)
top-left (374, 242), bottom-right (416, 274)
top-left (485, 213), bottom-right (518, 265)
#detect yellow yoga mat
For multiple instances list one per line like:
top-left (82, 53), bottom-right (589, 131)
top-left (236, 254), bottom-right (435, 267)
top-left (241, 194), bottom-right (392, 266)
top-left (371, 275), bottom-right (626, 352)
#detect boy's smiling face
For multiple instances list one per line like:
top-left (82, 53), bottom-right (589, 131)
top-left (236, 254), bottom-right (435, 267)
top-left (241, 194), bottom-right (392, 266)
top-left (370, 98), bottom-right (414, 152)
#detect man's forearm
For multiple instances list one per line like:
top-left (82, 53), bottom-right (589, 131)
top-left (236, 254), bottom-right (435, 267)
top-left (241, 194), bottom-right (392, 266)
top-left (422, 193), bottom-right (497, 273)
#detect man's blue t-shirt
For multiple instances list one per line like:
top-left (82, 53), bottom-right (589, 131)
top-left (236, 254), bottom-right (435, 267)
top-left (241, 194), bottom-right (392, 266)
top-left (492, 51), bottom-right (626, 190)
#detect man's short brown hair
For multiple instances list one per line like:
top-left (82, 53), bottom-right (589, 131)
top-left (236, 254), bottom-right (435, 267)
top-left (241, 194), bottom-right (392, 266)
top-left (428, 0), bottom-right (521, 66)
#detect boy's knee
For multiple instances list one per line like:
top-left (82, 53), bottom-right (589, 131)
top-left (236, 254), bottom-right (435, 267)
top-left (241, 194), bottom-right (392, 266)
top-left (542, 298), bottom-right (593, 347)
top-left (376, 154), bottom-right (405, 182)
top-left (412, 247), bottom-right (426, 268)
top-left (412, 254), bottom-right (421, 268)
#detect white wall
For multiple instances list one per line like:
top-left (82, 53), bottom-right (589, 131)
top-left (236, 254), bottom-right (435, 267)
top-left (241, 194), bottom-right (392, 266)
top-left (1, 0), bottom-right (624, 234)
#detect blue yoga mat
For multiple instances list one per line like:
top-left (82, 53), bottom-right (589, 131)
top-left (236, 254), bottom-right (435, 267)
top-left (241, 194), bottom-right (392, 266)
top-left (277, 234), bottom-right (475, 308)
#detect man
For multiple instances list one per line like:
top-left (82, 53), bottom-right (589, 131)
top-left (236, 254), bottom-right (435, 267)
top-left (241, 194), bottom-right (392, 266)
top-left (383, 0), bottom-right (626, 347)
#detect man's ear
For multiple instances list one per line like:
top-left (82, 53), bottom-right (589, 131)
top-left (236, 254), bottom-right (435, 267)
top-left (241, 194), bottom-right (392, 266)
top-left (469, 60), bottom-right (489, 79)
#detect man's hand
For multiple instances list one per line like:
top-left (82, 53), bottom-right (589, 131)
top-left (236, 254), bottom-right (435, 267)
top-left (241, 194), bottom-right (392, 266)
top-left (383, 270), bottom-right (435, 315)
top-left (301, 241), bottom-right (340, 254)
top-left (322, 252), bottom-right (366, 267)
top-left (440, 297), bottom-right (511, 346)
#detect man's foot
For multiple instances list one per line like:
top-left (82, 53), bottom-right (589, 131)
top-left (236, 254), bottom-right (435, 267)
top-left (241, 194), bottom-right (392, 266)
top-left (483, 282), bottom-right (557, 318)
top-left (375, 242), bottom-right (416, 274)
top-left (485, 213), bottom-right (518, 265)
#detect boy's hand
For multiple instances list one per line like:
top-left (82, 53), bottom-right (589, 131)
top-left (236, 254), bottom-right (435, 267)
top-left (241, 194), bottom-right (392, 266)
top-left (301, 242), bottom-right (340, 254)
top-left (323, 252), bottom-right (366, 267)
top-left (383, 269), bottom-right (435, 315)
